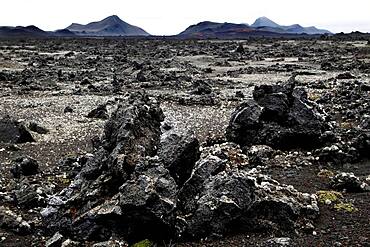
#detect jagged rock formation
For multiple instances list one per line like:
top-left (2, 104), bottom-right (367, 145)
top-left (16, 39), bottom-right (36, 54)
top-left (42, 91), bottom-right (319, 242)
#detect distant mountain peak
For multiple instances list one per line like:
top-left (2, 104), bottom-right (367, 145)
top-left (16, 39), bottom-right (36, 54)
top-left (251, 17), bottom-right (280, 28)
top-left (103, 15), bottom-right (122, 23)
top-left (66, 15), bottom-right (149, 36)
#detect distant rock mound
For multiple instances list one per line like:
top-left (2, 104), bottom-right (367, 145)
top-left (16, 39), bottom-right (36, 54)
top-left (66, 15), bottom-right (150, 36)
top-left (0, 25), bottom-right (49, 38)
top-left (251, 16), bottom-right (331, 35)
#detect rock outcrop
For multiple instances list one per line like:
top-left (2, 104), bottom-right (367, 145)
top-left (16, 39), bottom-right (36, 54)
top-left (226, 81), bottom-right (329, 150)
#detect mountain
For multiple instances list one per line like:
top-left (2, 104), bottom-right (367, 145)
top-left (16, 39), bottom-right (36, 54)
top-left (0, 25), bottom-right (49, 37)
top-left (52, 29), bottom-right (76, 37)
top-left (66, 15), bottom-right (149, 36)
top-left (251, 17), bottom-right (331, 35)
top-left (178, 17), bottom-right (332, 38)
top-left (179, 21), bottom-right (255, 38)
top-left (251, 17), bottom-right (280, 28)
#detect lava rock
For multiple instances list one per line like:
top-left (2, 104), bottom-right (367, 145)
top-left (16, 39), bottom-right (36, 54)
top-left (262, 237), bottom-right (292, 247)
top-left (28, 122), bottom-right (49, 134)
top-left (158, 133), bottom-right (200, 185)
top-left (61, 239), bottom-right (81, 247)
top-left (235, 44), bottom-right (245, 54)
top-left (336, 72), bottom-right (356, 80)
top-left (87, 104), bottom-right (109, 119)
top-left (0, 206), bottom-right (31, 234)
top-left (14, 182), bottom-right (45, 208)
top-left (64, 106), bottom-right (74, 113)
top-left (0, 118), bottom-right (35, 144)
top-left (117, 157), bottom-right (178, 240)
top-left (191, 80), bottom-right (212, 95)
top-left (46, 232), bottom-right (64, 247)
top-left (11, 157), bottom-right (39, 178)
top-left (352, 133), bottom-right (370, 159)
top-left (226, 81), bottom-right (329, 150)
top-left (330, 172), bottom-right (370, 192)
top-left (247, 145), bottom-right (275, 167)
top-left (177, 144), bottom-right (319, 239)
top-left (42, 92), bottom-right (165, 241)
top-left (42, 92), bottom-right (319, 242)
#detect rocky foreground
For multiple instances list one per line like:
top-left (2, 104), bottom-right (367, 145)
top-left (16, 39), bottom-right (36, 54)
top-left (0, 38), bottom-right (369, 246)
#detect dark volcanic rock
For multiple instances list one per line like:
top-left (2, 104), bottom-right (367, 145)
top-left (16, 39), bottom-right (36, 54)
top-left (28, 122), bottom-right (49, 134)
top-left (117, 157), bottom-right (178, 240)
top-left (11, 157), bottom-right (39, 178)
top-left (176, 143), bottom-right (319, 239)
top-left (330, 172), bottom-right (369, 193)
top-left (87, 105), bottom-right (109, 119)
top-left (0, 118), bottom-right (35, 144)
top-left (191, 80), bottom-right (212, 95)
top-left (64, 106), bottom-right (74, 113)
top-left (42, 92), bottom-right (165, 241)
top-left (336, 72), bottom-right (356, 79)
top-left (0, 206), bottom-right (31, 234)
top-left (226, 81), bottom-right (329, 150)
top-left (14, 181), bottom-right (46, 208)
top-left (42, 93), bottom-right (319, 242)
top-left (158, 133), bottom-right (200, 185)
top-left (235, 44), bottom-right (245, 54)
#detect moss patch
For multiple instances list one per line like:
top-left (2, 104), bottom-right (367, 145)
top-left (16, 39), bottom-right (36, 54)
top-left (131, 239), bottom-right (153, 247)
top-left (334, 202), bottom-right (358, 213)
top-left (316, 190), bottom-right (343, 204)
top-left (317, 169), bottom-right (335, 178)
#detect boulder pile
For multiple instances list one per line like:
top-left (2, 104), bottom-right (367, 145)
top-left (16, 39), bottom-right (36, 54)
top-left (226, 81), bottom-right (330, 150)
top-left (42, 91), bottom-right (320, 242)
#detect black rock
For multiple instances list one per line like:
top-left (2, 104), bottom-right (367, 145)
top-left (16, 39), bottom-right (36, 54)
top-left (336, 72), bottom-right (356, 80)
top-left (80, 78), bottom-right (91, 85)
top-left (0, 118), bottom-right (35, 144)
top-left (330, 172), bottom-right (369, 193)
top-left (42, 92), bottom-right (319, 242)
top-left (352, 132), bottom-right (370, 159)
top-left (226, 81), bottom-right (329, 150)
top-left (42, 92), bottom-right (165, 241)
top-left (11, 157), bottom-right (39, 178)
top-left (247, 145), bottom-right (275, 167)
top-left (177, 144), bottom-right (319, 239)
top-left (28, 122), bottom-right (49, 134)
top-left (235, 91), bottom-right (244, 98)
top-left (235, 44), bottom-right (245, 54)
top-left (0, 206), bottom-right (31, 234)
top-left (87, 105), bottom-right (109, 120)
top-left (14, 182), bottom-right (46, 208)
top-left (136, 70), bottom-right (146, 82)
top-left (191, 80), bottom-right (212, 95)
top-left (158, 133), bottom-right (200, 185)
top-left (117, 157), bottom-right (178, 240)
top-left (64, 106), bottom-right (74, 113)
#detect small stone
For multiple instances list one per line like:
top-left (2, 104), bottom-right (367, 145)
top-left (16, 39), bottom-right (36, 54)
top-left (46, 232), bottom-right (63, 247)
top-left (10, 157), bottom-right (39, 178)
top-left (64, 106), bottom-right (74, 113)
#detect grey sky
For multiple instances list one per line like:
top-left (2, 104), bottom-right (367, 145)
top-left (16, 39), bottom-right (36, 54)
top-left (1, 0), bottom-right (369, 35)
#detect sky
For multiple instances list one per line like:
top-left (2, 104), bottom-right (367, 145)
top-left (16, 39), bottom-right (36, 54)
top-left (0, 0), bottom-right (369, 35)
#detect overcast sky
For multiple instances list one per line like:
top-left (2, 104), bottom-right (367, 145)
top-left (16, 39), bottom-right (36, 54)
top-left (1, 0), bottom-right (369, 35)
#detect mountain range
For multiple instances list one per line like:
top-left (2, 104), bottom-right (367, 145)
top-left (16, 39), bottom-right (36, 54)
top-left (0, 15), bottom-right (332, 38)
top-left (179, 17), bottom-right (331, 38)
top-left (66, 15), bottom-right (149, 36)
top-left (250, 17), bottom-right (331, 35)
